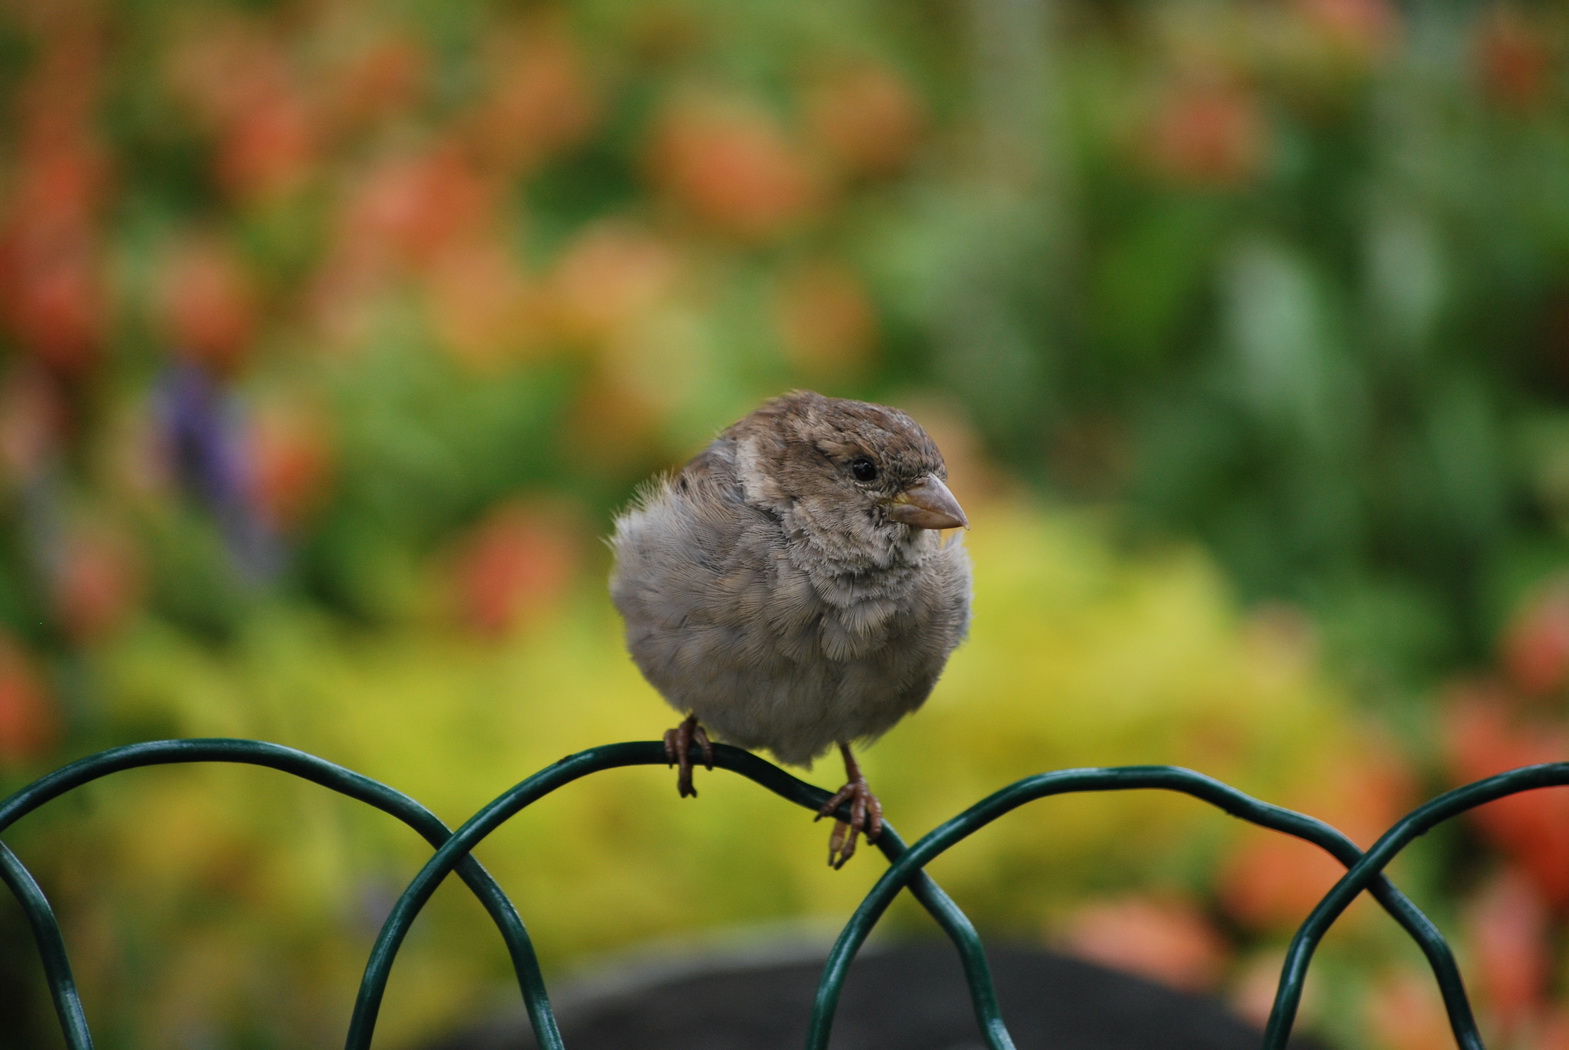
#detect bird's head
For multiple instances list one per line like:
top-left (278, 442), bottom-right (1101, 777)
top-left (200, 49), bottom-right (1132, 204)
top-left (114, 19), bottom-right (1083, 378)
top-left (730, 391), bottom-right (967, 570)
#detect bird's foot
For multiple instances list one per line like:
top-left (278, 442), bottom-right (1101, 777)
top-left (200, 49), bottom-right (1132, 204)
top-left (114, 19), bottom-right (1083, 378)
top-left (663, 714), bottom-right (713, 798)
top-left (816, 775), bottom-right (883, 869)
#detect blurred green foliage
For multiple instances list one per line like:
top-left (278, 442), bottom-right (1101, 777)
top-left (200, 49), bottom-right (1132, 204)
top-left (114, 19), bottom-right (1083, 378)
top-left (16, 501), bottom-right (1390, 1048)
top-left (0, 0), bottom-right (1561, 700)
top-left (1, 0), bottom-right (1568, 1047)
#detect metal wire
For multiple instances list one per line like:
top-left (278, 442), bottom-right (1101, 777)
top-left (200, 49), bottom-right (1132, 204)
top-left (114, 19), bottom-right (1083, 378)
top-left (344, 742), bottom-right (1013, 1050)
top-left (0, 740), bottom-right (560, 1050)
top-left (1261, 762), bottom-right (1569, 1049)
top-left (0, 839), bottom-right (93, 1049)
top-left (804, 765), bottom-right (1479, 1050)
top-left (1, 738), bottom-right (1559, 1050)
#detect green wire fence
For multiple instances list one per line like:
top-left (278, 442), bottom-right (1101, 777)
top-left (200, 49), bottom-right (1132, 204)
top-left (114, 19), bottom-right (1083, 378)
top-left (1, 737), bottom-right (1562, 1049)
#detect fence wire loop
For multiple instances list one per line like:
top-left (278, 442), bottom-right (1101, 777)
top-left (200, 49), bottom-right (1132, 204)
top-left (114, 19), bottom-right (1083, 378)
top-left (2, 737), bottom-right (1558, 1050)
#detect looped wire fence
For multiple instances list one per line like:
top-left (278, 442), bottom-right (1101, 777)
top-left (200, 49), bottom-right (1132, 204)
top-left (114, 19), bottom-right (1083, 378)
top-left (2, 737), bottom-right (1562, 1049)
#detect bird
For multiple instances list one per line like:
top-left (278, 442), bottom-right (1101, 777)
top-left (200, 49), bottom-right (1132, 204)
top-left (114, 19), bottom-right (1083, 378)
top-left (609, 391), bottom-right (972, 867)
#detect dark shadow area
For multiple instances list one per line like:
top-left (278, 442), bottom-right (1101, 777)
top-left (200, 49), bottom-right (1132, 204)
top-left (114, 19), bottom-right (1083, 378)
top-left (428, 940), bottom-right (1328, 1050)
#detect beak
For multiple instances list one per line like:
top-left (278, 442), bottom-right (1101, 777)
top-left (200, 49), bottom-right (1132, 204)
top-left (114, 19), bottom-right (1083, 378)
top-left (887, 474), bottom-right (969, 530)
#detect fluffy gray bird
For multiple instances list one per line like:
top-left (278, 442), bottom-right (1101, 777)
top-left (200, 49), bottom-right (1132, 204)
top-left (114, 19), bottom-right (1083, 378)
top-left (609, 391), bottom-right (971, 866)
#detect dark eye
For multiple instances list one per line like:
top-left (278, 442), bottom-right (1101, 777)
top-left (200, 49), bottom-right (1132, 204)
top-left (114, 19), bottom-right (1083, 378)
top-left (849, 457), bottom-right (878, 482)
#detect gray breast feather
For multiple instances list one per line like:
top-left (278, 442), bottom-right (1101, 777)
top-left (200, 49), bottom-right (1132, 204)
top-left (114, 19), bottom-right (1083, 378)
top-left (609, 460), bottom-right (971, 767)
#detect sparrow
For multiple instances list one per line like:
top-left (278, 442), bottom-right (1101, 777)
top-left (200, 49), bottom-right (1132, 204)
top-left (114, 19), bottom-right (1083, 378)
top-left (609, 391), bottom-right (972, 867)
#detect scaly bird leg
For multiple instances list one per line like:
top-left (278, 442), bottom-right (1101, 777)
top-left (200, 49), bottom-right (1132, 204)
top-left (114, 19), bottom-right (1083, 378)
top-left (663, 713), bottom-right (714, 798)
top-left (815, 742), bottom-right (884, 869)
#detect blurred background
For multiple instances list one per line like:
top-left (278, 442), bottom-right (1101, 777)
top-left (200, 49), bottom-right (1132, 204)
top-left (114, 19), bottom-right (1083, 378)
top-left (0, 0), bottom-right (1566, 1046)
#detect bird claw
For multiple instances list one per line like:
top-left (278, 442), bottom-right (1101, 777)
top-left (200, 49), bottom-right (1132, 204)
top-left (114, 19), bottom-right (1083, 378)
top-left (663, 715), bottom-right (713, 798)
top-left (816, 777), bottom-right (883, 869)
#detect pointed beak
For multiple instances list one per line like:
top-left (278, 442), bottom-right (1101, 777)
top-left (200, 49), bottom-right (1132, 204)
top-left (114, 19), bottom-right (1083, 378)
top-left (886, 474), bottom-right (968, 530)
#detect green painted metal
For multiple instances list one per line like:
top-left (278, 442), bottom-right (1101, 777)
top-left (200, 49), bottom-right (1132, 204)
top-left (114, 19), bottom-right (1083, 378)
top-left (804, 764), bottom-right (1482, 1050)
top-left (344, 742), bottom-right (1013, 1050)
top-left (0, 840), bottom-right (93, 1049)
top-left (0, 739), bottom-right (560, 1050)
top-left (2, 737), bottom-right (1560, 1049)
top-left (1262, 762), bottom-right (1569, 1050)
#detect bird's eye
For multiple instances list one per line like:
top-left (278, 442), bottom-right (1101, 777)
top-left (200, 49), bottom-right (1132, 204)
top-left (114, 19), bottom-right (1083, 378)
top-left (849, 457), bottom-right (878, 482)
